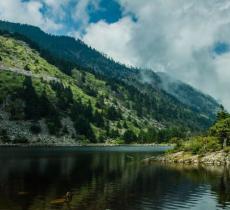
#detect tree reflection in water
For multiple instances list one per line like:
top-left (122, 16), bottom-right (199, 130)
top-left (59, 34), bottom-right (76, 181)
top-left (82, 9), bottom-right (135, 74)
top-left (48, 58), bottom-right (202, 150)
top-left (0, 147), bottom-right (229, 210)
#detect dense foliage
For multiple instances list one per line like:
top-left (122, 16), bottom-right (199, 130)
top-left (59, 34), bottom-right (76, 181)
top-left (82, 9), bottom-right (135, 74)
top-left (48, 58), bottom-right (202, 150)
top-left (174, 107), bottom-right (230, 154)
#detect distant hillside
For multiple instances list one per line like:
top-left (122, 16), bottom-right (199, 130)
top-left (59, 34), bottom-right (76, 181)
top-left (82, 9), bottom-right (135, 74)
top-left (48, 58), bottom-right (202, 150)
top-left (0, 21), bottom-right (221, 144)
top-left (157, 72), bottom-right (219, 117)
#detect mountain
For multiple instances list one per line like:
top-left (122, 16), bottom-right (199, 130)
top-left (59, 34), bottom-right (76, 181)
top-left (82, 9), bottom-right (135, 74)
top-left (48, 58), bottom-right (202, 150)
top-left (0, 21), bottom-right (220, 144)
top-left (157, 72), bottom-right (219, 117)
top-left (0, 20), bottom-right (136, 79)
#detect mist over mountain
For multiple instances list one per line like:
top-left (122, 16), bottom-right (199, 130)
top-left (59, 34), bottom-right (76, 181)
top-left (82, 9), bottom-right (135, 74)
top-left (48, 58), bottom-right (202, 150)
top-left (157, 72), bottom-right (219, 116)
top-left (81, 0), bottom-right (230, 111)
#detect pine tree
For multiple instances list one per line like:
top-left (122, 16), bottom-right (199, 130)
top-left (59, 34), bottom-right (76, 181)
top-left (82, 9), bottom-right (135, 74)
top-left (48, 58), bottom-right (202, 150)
top-left (107, 106), bottom-right (122, 121)
top-left (23, 77), bottom-right (40, 120)
top-left (123, 129), bottom-right (137, 144)
top-left (217, 105), bottom-right (229, 121)
top-left (94, 110), bottom-right (105, 127)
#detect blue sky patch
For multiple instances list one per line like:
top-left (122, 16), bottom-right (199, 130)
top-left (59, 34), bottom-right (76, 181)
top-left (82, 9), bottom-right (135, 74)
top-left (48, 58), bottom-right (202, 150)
top-left (88, 0), bottom-right (122, 24)
top-left (36, 0), bottom-right (123, 35)
top-left (214, 42), bottom-right (230, 55)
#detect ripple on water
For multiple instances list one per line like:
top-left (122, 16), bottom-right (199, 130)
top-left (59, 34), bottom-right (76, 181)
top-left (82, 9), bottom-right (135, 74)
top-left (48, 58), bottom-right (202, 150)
top-left (132, 183), bottom-right (224, 210)
top-left (0, 147), bottom-right (229, 210)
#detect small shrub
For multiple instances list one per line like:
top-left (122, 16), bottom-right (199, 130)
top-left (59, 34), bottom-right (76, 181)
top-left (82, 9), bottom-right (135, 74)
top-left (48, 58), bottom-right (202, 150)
top-left (123, 129), bottom-right (137, 144)
top-left (46, 119), bottom-right (62, 136)
top-left (0, 129), bottom-right (7, 136)
top-left (224, 147), bottom-right (230, 153)
top-left (107, 106), bottom-right (122, 121)
top-left (204, 136), bottom-right (222, 152)
top-left (30, 124), bottom-right (41, 134)
top-left (181, 136), bottom-right (221, 154)
top-left (115, 138), bottom-right (124, 145)
top-left (0, 129), bottom-right (11, 143)
top-left (62, 126), bottom-right (69, 135)
top-left (24, 64), bottom-right (31, 71)
top-left (13, 136), bottom-right (29, 144)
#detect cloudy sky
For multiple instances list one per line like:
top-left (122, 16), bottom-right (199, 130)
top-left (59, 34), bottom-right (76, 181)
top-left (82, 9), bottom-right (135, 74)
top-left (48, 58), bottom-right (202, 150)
top-left (1, 0), bottom-right (230, 109)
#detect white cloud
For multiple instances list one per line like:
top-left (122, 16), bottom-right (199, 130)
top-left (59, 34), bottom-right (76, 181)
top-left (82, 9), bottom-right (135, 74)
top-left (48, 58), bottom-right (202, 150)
top-left (72, 0), bottom-right (90, 30)
top-left (42, 0), bottom-right (70, 20)
top-left (213, 53), bottom-right (230, 108)
top-left (82, 0), bottom-right (230, 110)
top-left (0, 0), bottom-right (63, 32)
top-left (72, 0), bottom-right (100, 34)
top-left (83, 17), bottom-right (138, 66)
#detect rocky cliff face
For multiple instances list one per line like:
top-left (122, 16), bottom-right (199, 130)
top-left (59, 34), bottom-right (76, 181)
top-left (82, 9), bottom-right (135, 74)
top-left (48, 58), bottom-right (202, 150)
top-left (0, 109), bottom-right (77, 145)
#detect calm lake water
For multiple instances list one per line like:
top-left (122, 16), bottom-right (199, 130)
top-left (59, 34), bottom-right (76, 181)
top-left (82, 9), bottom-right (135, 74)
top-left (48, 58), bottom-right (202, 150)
top-left (0, 146), bottom-right (229, 210)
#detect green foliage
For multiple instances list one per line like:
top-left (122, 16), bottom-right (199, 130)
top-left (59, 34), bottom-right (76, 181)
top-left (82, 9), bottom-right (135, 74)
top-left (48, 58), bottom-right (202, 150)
top-left (0, 71), bottom-right (25, 103)
top-left (13, 136), bottom-right (29, 144)
top-left (123, 129), bottom-right (137, 144)
top-left (224, 146), bottom-right (230, 153)
top-left (23, 77), bottom-right (41, 120)
top-left (138, 128), bottom-right (157, 143)
top-left (106, 106), bottom-right (122, 121)
top-left (30, 124), bottom-right (41, 134)
top-left (46, 115), bottom-right (62, 136)
top-left (123, 121), bottom-right (128, 129)
top-left (175, 109), bottom-right (230, 154)
top-left (73, 116), bottom-right (96, 142)
top-left (0, 129), bottom-right (10, 143)
top-left (137, 127), bottom-right (187, 144)
top-left (24, 64), bottom-right (31, 71)
top-left (108, 129), bottom-right (120, 138)
top-left (209, 117), bottom-right (230, 147)
top-left (181, 136), bottom-right (221, 154)
top-left (93, 110), bottom-right (105, 127)
top-left (217, 105), bottom-right (229, 121)
top-left (209, 106), bottom-right (230, 147)
top-left (50, 81), bottom-right (73, 110)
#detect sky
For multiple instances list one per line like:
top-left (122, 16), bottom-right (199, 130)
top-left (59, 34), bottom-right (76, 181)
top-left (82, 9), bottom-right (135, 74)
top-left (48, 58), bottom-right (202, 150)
top-left (0, 0), bottom-right (230, 109)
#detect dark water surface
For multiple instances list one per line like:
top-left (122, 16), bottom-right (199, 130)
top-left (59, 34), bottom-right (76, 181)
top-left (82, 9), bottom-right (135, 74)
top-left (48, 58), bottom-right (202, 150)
top-left (0, 146), bottom-right (229, 210)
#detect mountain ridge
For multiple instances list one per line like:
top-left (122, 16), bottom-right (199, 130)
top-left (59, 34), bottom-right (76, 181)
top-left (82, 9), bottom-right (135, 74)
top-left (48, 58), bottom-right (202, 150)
top-left (0, 21), bottom-right (218, 112)
top-left (0, 20), bottom-right (220, 144)
top-left (157, 72), bottom-right (219, 116)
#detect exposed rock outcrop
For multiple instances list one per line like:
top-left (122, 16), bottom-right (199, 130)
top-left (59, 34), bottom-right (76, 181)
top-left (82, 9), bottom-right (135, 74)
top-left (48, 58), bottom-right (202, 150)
top-left (144, 151), bottom-right (230, 166)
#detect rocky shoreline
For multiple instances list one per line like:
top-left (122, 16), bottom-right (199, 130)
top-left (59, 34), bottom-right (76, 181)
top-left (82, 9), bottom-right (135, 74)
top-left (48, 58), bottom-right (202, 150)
top-left (0, 142), bottom-right (172, 148)
top-left (143, 151), bottom-right (230, 166)
top-left (0, 143), bottom-right (170, 147)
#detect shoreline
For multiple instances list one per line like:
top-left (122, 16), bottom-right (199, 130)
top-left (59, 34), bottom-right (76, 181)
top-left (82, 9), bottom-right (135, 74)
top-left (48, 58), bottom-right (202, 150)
top-left (0, 143), bottom-right (173, 148)
top-left (143, 150), bottom-right (230, 166)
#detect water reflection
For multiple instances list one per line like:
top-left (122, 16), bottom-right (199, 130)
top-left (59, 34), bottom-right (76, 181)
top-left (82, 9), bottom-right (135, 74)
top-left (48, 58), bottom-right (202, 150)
top-left (0, 147), bottom-right (229, 210)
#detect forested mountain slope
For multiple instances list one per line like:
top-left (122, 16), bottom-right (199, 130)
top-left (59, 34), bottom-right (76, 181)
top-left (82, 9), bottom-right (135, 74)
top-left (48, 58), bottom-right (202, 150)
top-left (157, 72), bottom-right (219, 117)
top-left (0, 21), bottom-right (220, 144)
top-left (0, 21), bottom-right (219, 115)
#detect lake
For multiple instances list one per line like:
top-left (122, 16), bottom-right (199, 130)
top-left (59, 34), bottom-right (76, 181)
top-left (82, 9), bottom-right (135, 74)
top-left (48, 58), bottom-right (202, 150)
top-left (0, 146), bottom-right (229, 210)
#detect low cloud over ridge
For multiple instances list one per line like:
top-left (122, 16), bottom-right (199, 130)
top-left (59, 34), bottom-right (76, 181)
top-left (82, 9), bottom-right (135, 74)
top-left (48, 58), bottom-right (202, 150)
top-left (82, 0), bottom-right (230, 110)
